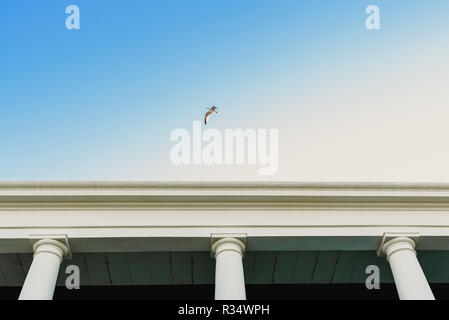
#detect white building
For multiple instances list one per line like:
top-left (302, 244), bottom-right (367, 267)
top-left (1, 181), bottom-right (448, 300)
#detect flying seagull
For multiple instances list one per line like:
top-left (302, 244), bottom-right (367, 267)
top-left (204, 106), bottom-right (218, 125)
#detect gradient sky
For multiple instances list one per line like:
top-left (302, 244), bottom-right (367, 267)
top-left (1, 0), bottom-right (448, 181)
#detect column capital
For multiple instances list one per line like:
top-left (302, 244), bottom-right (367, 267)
top-left (381, 237), bottom-right (417, 262)
top-left (30, 234), bottom-right (72, 259)
top-left (211, 237), bottom-right (246, 259)
top-left (32, 239), bottom-right (69, 263)
top-left (377, 232), bottom-right (419, 257)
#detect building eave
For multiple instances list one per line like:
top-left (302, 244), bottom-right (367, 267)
top-left (1, 181), bottom-right (449, 202)
top-left (1, 181), bottom-right (449, 253)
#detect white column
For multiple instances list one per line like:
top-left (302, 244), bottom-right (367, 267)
top-left (382, 237), bottom-right (434, 300)
top-left (19, 239), bottom-right (69, 300)
top-left (212, 238), bottom-right (246, 300)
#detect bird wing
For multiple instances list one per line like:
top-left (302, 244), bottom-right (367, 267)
top-left (205, 110), bottom-right (212, 125)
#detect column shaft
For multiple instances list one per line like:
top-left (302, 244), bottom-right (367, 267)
top-left (212, 238), bottom-right (246, 300)
top-left (383, 237), bottom-right (434, 300)
top-left (19, 239), bottom-right (68, 300)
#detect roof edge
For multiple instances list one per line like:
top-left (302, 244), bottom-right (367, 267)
top-left (1, 181), bottom-right (449, 191)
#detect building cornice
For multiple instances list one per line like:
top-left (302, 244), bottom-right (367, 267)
top-left (2, 181), bottom-right (449, 190)
top-left (1, 181), bottom-right (449, 203)
top-left (1, 182), bottom-right (449, 253)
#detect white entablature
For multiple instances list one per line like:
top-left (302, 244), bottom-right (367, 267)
top-left (1, 181), bottom-right (449, 253)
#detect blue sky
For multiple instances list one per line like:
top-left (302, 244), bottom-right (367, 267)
top-left (1, 1), bottom-right (449, 181)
